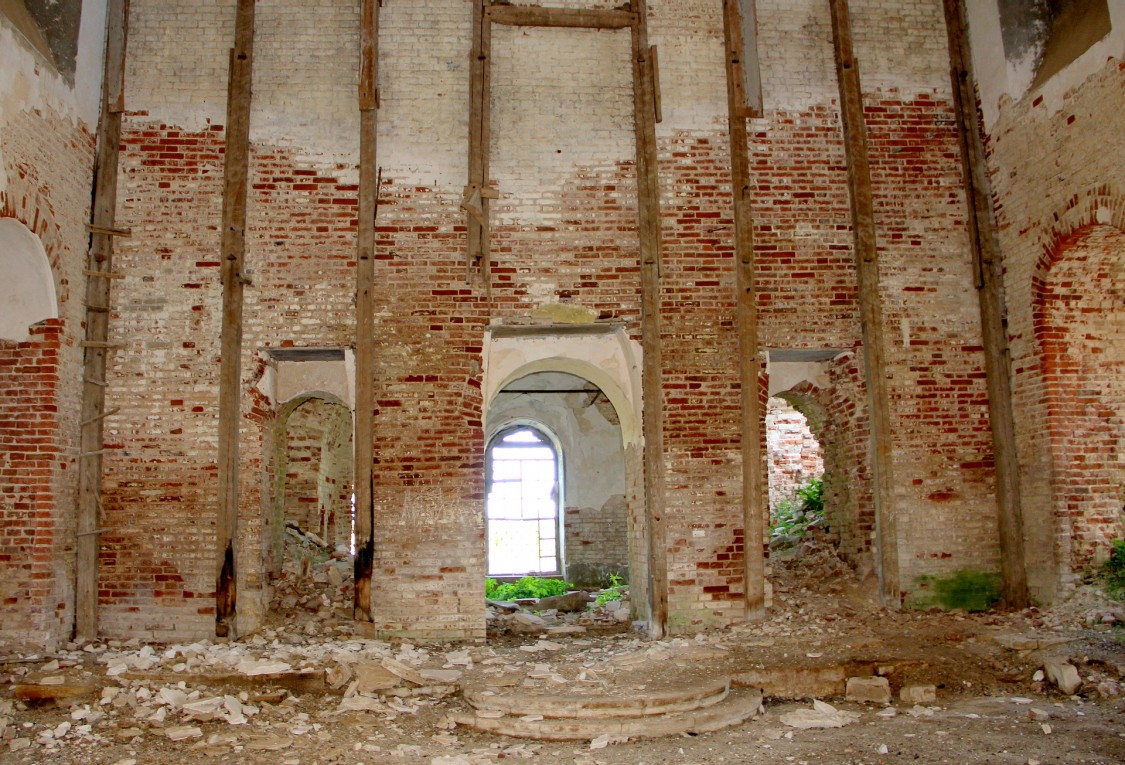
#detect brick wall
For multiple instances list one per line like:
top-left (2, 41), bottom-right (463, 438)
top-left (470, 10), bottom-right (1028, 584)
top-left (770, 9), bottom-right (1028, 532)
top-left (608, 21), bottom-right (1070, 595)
top-left (85, 0), bottom-right (1012, 641)
top-left (0, 27), bottom-right (98, 644)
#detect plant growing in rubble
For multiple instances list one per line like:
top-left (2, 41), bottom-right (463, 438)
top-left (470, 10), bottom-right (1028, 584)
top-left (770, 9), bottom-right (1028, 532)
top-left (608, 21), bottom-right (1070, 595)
top-left (1102, 539), bottom-right (1125, 600)
top-left (595, 573), bottom-right (626, 606)
top-left (486, 576), bottom-right (572, 601)
top-left (770, 477), bottom-right (825, 550)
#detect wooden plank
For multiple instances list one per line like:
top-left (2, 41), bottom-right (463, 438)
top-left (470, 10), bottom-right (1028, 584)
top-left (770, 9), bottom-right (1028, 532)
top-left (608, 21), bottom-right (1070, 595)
top-left (215, 0), bottom-right (256, 639)
top-left (353, 0), bottom-right (380, 623)
top-left (720, 0), bottom-right (766, 620)
top-left (466, 0), bottom-right (493, 291)
top-left (75, 0), bottom-right (130, 643)
top-left (487, 5), bottom-right (635, 29)
top-left (630, 0), bottom-right (668, 639)
top-left (941, 0), bottom-right (1029, 608)
top-left (650, 45), bottom-right (662, 124)
top-left (827, 0), bottom-right (900, 605)
top-left (85, 224), bottom-right (131, 237)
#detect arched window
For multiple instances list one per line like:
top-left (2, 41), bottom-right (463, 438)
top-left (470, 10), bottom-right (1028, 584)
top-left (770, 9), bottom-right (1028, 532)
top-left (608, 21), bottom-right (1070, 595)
top-left (0, 219), bottom-right (57, 342)
top-left (486, 425), bottom-right (562, 576)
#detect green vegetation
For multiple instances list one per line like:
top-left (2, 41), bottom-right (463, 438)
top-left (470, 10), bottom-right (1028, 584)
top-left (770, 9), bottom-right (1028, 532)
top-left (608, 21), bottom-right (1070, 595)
top-left (486, 576), bottom-right (572, 601)
top-left (770, 477), bottom-right (825, 550)
top-left (595, 573), bottom-right (627, 606)
top-left (1101, 539), bottom-right (1125, 600)
top-left (908, 569), bottom-right (1001, 612)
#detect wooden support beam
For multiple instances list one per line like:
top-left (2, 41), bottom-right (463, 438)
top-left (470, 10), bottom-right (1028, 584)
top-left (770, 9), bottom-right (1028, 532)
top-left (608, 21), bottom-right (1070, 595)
top-left (827, 0), bottom-right (900, 605)
top-left (466, 0), bottom-right (493, 291)
top-left (630, 0), bottom-right (668, 639)
top-left (75, 0), bottom-right (129, 643)
top-left (942, 0), bottom-right (1029, 608)
top-left (721, 0), bottom-right (766, 620)
top-left (215, 0), bottom-right (256, 639)
top-left (353, 0), bottom-right (380, 623)
top-left (487, 4), bottom-right (635, 30)
top-left (85, 224), bottom-right (131, 237)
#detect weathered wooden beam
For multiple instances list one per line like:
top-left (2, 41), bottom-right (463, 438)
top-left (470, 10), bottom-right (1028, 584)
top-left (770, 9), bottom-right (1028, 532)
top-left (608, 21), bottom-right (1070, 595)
top-left (75, 0), bottom-right (130, 643)
top-left (215, 0), bottom-right (256, 639)
top-left (721, 0), bottom-right (766, 620)
top-left (466, 0), bottom-right (493, 291)
top-left (630, 0), bottom-right (668, 639)
top-left (942, 0), bottom-right (1029, 608)
top-left (487, 5), bottom-right (635, 30)
top-left (827, 0), bottom-right (900, 605)
top-left (354, 0), bottom-right (380, 623)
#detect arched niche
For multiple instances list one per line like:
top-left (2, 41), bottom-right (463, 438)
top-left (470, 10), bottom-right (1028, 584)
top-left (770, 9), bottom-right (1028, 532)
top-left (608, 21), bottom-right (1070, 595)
top-left (0, 219), bottom-right (58, 342)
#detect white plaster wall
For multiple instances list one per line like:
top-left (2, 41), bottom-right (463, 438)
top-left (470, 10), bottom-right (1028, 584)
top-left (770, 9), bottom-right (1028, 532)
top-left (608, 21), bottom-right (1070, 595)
top-left (0, 218), bottom-right (58, 340)
top-left (968, 0), bottom-right (1125, 128)
top-left (486, 373), bottom-right (626, 513)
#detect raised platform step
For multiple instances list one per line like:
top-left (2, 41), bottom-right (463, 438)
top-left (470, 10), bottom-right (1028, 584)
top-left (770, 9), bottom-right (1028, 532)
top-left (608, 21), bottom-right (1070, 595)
top-left (452, 685), bottom-right (764, 741)
top-left (463, 677), bottom-right (731, 719)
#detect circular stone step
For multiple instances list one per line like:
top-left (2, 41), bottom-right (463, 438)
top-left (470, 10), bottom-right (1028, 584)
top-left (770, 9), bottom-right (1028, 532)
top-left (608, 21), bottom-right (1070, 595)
top-left (453, 686), bottom-right (764, 741)
top-left (464, 677), bottom-right (730, 719)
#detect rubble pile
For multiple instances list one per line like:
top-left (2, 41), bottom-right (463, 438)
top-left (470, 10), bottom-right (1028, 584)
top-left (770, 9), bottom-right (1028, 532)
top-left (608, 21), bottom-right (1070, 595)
top-left (486, 587), bottom-right (633, 636)
top-left (267, 524), bottom-right (354, 635)
top-left (2, 532), bottom-right (1123, 762)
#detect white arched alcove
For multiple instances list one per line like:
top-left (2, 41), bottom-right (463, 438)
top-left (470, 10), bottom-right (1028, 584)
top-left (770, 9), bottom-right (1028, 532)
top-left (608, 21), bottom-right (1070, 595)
top-left (0, 219), bottom-right (58, 342)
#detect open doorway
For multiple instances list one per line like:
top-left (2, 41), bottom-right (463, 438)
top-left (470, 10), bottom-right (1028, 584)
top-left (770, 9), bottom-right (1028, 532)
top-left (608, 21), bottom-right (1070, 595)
top-left (486, 371), bottom-right (630, 588)
top-left (766, 396), bottom-right (825, 550)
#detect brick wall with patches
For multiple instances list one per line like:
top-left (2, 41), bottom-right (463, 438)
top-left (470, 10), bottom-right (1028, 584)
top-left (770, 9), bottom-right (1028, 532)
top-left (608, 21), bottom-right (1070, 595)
top-left (83, 0), bottom-right (1014, 641)
top-left (0, 4), bottom-right (103, 647)
top-left (752, 0), bottom-right (1000, 591)
top-left (967, 0), bottom-right (1125, 601)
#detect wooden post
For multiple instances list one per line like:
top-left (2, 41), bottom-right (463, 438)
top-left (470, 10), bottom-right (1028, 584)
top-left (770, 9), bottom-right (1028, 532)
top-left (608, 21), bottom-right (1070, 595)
top-left (942, 0), bottom-right (1029, 608)
top-left (75, 0), bottom-right (129, 643)
top-left (629, 0), bottom-right (668, 638)
top-left (353, 0), bottom-right (380, 623)
top-left (215, 0), bottom-right (255, 639)
top-left (827, 0), bottom-right (900, 605)
top-left (466, 0), bottom-right (492, 291)
top-left (721, 0), bottom-right (766, 620)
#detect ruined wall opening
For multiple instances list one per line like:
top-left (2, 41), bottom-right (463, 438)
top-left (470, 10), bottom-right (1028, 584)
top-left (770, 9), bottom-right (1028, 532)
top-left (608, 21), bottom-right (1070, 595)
top-left (263, 392), bottom-right (354, 625)
top-left (766, 396), bottom-right (825, 549)
top-left (1033, 223), bottom-right (1124, 575)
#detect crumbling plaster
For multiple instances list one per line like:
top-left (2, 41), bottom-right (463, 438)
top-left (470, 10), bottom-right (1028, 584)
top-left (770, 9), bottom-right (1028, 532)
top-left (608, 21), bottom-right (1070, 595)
top-left (968, 0), bottom-right (1125, 128)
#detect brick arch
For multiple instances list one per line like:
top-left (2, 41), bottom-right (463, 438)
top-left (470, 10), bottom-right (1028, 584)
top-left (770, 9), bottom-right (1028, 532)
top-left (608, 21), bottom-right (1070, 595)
top-left (1031, 185), bottom-right (1125, 282)
top-left (1031, 219), bottom-right (1125, 575)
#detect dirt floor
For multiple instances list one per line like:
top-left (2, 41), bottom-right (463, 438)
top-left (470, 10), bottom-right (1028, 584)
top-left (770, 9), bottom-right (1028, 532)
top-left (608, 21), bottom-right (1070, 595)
top-left (2, 536), bottom-right (1123, 765)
